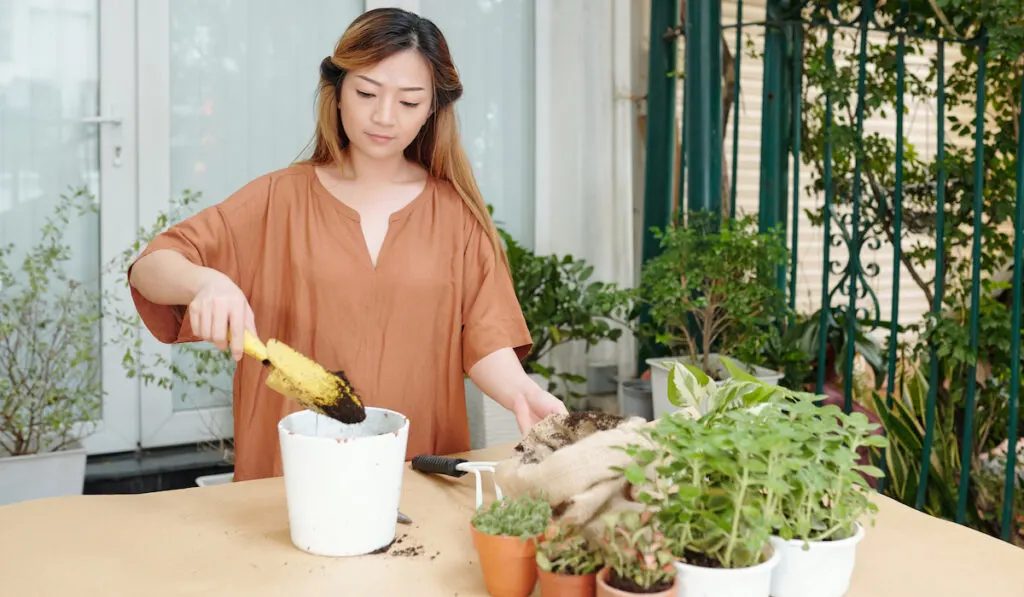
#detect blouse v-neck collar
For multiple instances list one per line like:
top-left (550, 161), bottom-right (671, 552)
top-left (306, 163), bottom-right (435, 224)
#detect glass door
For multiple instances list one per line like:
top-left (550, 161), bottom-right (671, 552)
top-left (135, 0), bottom-right (365, 449)
top-left (0, 0), bottom-right (139, 454)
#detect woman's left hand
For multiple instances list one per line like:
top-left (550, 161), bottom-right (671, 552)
top-left (512, 386), bottom-right (568, 435)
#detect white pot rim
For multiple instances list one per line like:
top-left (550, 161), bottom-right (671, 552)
top-left (673, 543), bottom-right (781, 575)
top-left (770, 521), bottom-right (865, 549)
top-left (278, 407), bottom-right (409, 442)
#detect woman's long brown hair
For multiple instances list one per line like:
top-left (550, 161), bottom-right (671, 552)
top-left (298, 8), bottom-right (506, 266)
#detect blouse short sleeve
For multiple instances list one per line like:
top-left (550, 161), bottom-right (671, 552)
top-left (127, 176), bottom-right (270, 345)
top-left (460, 213), bottom-right (533, 374)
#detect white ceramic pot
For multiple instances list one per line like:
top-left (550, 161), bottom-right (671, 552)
top-left (0, 442), bottom-right (87, 506)
top-left (646, 353), bottom-right (784, 419)
top-left (768, 522), bottom-right (865, 597)
top-left (278, 407), bottom-right (409, 557)
top-left (673, 545), bottom-right (781, 597)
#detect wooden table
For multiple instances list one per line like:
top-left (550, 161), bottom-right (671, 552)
top-left (1, 444), bottom-right (1022, 596)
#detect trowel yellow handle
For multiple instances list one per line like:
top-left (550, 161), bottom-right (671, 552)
top-left (227, 329), bottom-right (270, 363)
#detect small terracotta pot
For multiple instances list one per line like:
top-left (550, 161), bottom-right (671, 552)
top-left (471, 526), bottom-right (539, 597)
top-left (595, 567), bottom-right (676, 597)
top-left (537, 567), bottom-right (597, 597)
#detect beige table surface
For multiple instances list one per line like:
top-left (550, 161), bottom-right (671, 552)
top-left (1, 444), bottom-right (1022, 597)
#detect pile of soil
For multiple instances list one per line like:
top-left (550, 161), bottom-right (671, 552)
top-left (513, 411), bottom-right (630, 464)
top-left (369, 533), bottom-right (432, 558)
top-left (607, 568), bottom-right (675, 594)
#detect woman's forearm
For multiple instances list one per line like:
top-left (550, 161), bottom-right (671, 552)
top-left (128, 249), bottom-right (223, 306)
top-left (468, 347), bottom-right (539, 412)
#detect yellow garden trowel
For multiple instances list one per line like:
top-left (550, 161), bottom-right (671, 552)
top-left (238, 330), bottom-right (366, 424)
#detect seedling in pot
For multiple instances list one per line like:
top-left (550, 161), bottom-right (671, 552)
top-left (471, 495), bottom-right (552, 597)
top-left (767, 398), bottom-right (887, 597)
top-left (596, 509), bottom-right (676, 595)
top-left (535, 521), bottom-right (603, 597)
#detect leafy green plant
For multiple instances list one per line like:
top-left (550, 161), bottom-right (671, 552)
top-left (0, 190), bottom-right (103, 455)
top-left (637, 211), bottom-right (789, 378)
top-left (536, 521), bottom-right (603, 575)
top-left (497, 224), bottom-right (632, 404)
top-left (623, 363), bottom-right (886, 567)
top-left (773, 398), bottom-right (886, 542)
top-left (627, 407), bottom-right (787, 569)
top-left (471, 495), bottom-right (552, 540)
top-left (597, 509), bottom-right (676, 592)
top-left (0, 187), bottom-right (235, 459)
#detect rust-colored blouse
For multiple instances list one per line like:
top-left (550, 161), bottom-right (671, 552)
top-left (129, 163), bottom-right (532, 481)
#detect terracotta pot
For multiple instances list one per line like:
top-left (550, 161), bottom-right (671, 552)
top-left (471, 526), bottom-right (539, 597)
top-left (595, 567), bottom-right (676, 597)
top-left (537, 567), bottom-right (597, 597)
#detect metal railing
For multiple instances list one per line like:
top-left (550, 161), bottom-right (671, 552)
top-left (641, 0), bottom-right (1024, 543)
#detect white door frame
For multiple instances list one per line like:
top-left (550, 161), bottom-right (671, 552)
top-left (134, 0), bottom-right (233, 448)
top-left (78, 0), bottom-right (140, 454)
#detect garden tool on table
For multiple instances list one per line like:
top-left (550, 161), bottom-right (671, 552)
top-left (235, 329), bottom-right (366, 424)
top-left (410, 455), bottom-right (503, 510)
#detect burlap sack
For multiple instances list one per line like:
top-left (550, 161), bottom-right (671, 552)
top-left (493, 412), bottom-right (655, 541)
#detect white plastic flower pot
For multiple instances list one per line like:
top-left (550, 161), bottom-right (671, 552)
top-left (278, 407), bottom-right (410, 557)
top-left (673, 545), bottom-right (781, 597)
top-left (768, 522), bottom-right (865, 597)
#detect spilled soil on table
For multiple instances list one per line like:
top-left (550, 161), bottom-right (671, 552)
top-left (369, 532), bottom-right (438, 559)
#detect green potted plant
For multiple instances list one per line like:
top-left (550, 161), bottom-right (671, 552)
top-left (768, 397), bottom-right (886, 597)
top-left (637, 211), bottom-right (789, 418)
top-left (622, 363), bottom-right (798, 597)
top-left (535, 520), bottom-right (603, 596)
top-left (0, 190), bottom-right (103, 505)
top-left (499, 226), bottom-right (631, 405)
top-left (471, 494), bottom-right (553, 597)
top-left (594, 509), bottom-right (677, 596)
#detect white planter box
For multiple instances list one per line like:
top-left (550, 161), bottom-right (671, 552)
top-left (465, 373), bottom-right (546, 449)
top-left (769, 522), bottom-right (865, 597)
top-left (646, 353), bottom-right (784, 419)
top-left (0, 442), bottom-right (88, 506)
top-left (674, 545), bottom-right (780, 597)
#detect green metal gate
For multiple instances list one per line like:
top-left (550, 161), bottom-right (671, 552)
top-left (641, 0), bottom-right (1024, 543)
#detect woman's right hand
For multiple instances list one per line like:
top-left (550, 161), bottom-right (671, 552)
top-left (188, 271), bottom-right (257, 361)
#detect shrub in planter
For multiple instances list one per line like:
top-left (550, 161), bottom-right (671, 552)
top-left (629, 363), bottom-right (887, 597)
top-left (471, 494), bottom-right (553, 597)
top-left (637, 211), bottom-right (789, 380)
top-left (594, 509), bottom-right (677, 596)
top-left (535, 521), bottom-right (603, 597)
top-left (769, 398), bottom-right (886, 597)
top-left (0, 190), bottom-right (103, 504)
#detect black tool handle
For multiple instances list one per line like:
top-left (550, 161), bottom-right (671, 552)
top-left (411, 455), bottom-right (468, 477)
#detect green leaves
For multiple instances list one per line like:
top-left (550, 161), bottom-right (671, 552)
top-left (471, 495), bottom-right (552, 540)
top-left (535, 521), bottom-right (604, 575)
top-left (498, 226), bottom-right (632, 406)
top-left (620, 377), bottom-right (888, 567)
top-left (636, 212), bottom-right (791, 376)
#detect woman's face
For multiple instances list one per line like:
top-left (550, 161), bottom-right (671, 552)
top-left (339, 49), bottom-right (434, 162)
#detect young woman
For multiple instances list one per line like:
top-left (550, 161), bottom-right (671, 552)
top-left (127, 8), bottom-right (567, 482)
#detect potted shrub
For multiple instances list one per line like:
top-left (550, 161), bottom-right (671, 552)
top-left (636, 211), bottom-right (790, 417)
top-left (471, 494), bottom-right (553, 597)
top-left (535, 520), bottom-right (603, 596)
top-left (595, 509), bottom-right (677, 596)
top-left (0, 190), bottom-right (103, 505)
top-left (768, 397), bottom-right (886, 597)
top-left (621, 365), bottom-right (805, 597)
